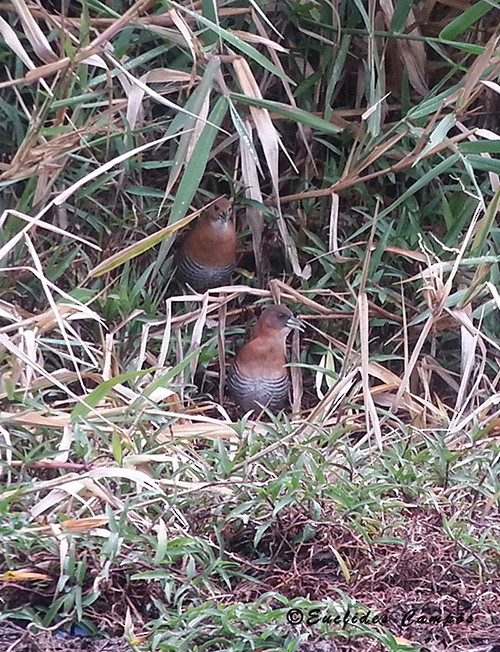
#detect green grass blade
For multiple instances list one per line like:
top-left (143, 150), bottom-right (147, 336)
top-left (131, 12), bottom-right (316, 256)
top-left (230, 93), bottom-right (341, 135)
top-left (71, 370), bottom-right (152, 422)
top-left (379, 154), bottom-right (460, 218)
top-left (440, 1), bottom-right (494, 40)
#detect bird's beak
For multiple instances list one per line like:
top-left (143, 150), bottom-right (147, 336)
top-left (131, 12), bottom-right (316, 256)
top-left (286, 315), bottom-right (305, 332)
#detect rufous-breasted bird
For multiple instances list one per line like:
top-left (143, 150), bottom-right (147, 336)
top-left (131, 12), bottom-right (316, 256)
top-left (227, 305), bottom-right (304, 414)
top-left (176, 197), bottom-right (237, 292)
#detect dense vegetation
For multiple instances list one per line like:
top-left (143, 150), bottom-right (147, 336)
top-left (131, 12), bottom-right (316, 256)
top-left (0, 1), bottom-right (499, 650)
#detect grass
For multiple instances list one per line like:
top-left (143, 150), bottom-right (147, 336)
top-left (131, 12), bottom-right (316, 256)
top-left (0, 0), bottom-right (499, 651)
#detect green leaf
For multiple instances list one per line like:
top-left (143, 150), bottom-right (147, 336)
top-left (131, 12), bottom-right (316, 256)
top-left (112, 430), bottom-right (123, 465)
top-left (391, 0), bottom-right (414, 33)
top-left (141, 343), bottom-right (211, 402)
top-left (254, 521), bottom-right (272, 547)
top-left (230, 93), bottom-right (341, 135)
top-left (468, 155), bottom-right (500, 175)
top-left (408, 83), bottom-right (462, 119)
top-left (154, 95), bottom-right (228, 273)
top-left (324, 34), bottom-right (351, 120)
top-left (164, 58), bottom-right (220, 195)
top-left (202, 0), bottom-right (218, 47)
top-left (470, 187), bottom-right (500, 257)
top-left (378, 154), bottom-right (460, 219)
top-left (167, 57), bottom-right (221, 138)
top-left (227, 97), bottom-right (260, 163)
top-left (414, 113), bottom-right (456, 164)
top-left (460, 140), bottom-right (500, 154)
top-left (71, 369), bottom-right (152, 422)
top-left (440, 1), bottom-right (494, 40)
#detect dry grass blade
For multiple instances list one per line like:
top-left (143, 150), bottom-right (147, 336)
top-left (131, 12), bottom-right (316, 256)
top-left (350, 130), bottom-right (407, 177)
top-left (0, 289), bottom-right (101, 387)
top-left (188, 295), bottom-right (209, 383)
top-left (127, 68), bottom-right (196, 129)
top-left (248, 0), bottom-right (284, 40)
top-left (107, 54), bottom-right (225, 133)
top-left (302, 369), bottom-right (360, 436)
top-left (250, 10), bottom-right (315, 172)
top-left (457, 121), bottom-right (500, 192)
top-left (459, 33), bottom-right (500, 110)
top-left (280, 130), bottom-right (474, 204)
top-left (0, 411), bottom-right (70, 427)
top-left (168, 7), bottom-right (199, 64)
top-left (232, 56), bottom-right (280, 188)
top-left (232, 30), bottom-right (288, 51)
top-left (156, 417), bottom-right (245, 443)
top-left (54, 132), bottom-right (188, 208)
top-left (89, 203), bottom-right (206, 277)
top-left (0, 209), bottom-right (101, 252)
top-left (357, 206), bottom-right (383, 447)
top-left (232, 56), bottom-right (302, 276)
top-left (29, 479), bottom-right (105, 518)
top-left (163, 58), bottom-right (220, 199)
top-left (449, 308), bottom-right (489, 430)
top-left (218, 302), bottom-right (228, 404)
top-left (87, 0), bottom-right (155, 50)
top-left (0, 425), bottom-right (13, 485)
top-left (290, 328), bottom-right (303, 414)
top-left (359, 292), bottom-right (382, 449)
top-left (0, 334), bottom-right (117, 429)
top-left (11, 0), bottom-right (58, 64)
top-left (481, 79), bottom-right (500, 95)
top-left (22, 236), bottom-right (87, 390)
top-left (187, 93), bottom-right (210, 160)
top-left (0, 15), bottom-right (39, 75)
top-left (28, 517), bottom-right (110, 535)
top-left (379, 0), bottom-right (428, 96)
top-left (329, 192), bottom-right (351, 263)
top-left (240, 119), bottom-right (264, 278)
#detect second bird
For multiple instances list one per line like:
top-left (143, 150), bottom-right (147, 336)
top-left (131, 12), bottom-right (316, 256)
top-left (176, 197), bottom-right (237, 293)
top-left (227, 305), bottom-right (304, 415)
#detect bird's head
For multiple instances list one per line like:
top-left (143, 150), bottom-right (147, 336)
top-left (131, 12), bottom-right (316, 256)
top-left (252, 305), bottom-right (304, 338)
top-left (206, 197), bottom-right (233, 223)
top-left (183, 196), bottom-right (237, 268)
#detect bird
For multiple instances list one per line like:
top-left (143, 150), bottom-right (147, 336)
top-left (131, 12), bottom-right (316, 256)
top-left (176, 197), bottom-right (237, 292)
top-left (227, 305), bottom-right (304, 414)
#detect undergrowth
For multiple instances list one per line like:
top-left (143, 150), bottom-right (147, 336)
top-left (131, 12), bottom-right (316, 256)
top-left (0, 1), bottom-right (499, 651)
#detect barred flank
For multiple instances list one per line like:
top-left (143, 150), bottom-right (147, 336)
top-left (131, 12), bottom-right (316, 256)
top-left (227, 364), bottom-right (289, 413)
top-left (177, 250), bottom-right (234, 292)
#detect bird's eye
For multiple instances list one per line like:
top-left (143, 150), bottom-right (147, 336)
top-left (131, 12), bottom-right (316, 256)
top-left (278, 312), bottom-right (288, 321)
